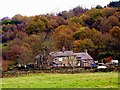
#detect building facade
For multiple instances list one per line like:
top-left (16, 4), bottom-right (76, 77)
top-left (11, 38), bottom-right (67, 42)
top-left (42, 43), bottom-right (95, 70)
top-left (50, 50), bottom-right (94, 67)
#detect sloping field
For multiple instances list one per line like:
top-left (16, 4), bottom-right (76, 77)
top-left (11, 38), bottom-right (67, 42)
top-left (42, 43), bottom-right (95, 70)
top-left (2, 72), bottom-right (118, 88)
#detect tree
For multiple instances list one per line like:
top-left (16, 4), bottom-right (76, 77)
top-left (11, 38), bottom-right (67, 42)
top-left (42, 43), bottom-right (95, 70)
top-left (113, 11), bottom-right (120, 21)
top-left (99, 17), bottom-right (112, 33)
top-left (108, 16), bottom-right (120, 27)
top-left (72, 6), bottom-right (88, 16)
top-left (109, 26), bottom-right (120, 51)
top-left (73, 27), bottom-right (104, 50)
top-left (58, 10), bottom-right (73, 19)
top-left (101, 33), bottom-right (113, 50)
top-left (53, 25), bottom-right (73, 50)
top-left (16, 31), bottom-right (28, 40)
top-left (73, 39), bottom-right (94, 52)
top-left (91, 29), bottom-right (103, 49)
top-left (110, 26), bottom-right (120, 40)
top-left (19, 43), bottom-right (33, 64)
top-left (68, 17), bottom-right (83, 25)
top-left (98, 52), bottom-right (112, 63)
top-left (5, 38), bottom-right (34, 65)
top-left (48, 19), bottom-right (59, 29)
top-left (80, 8), bottom-right (103, 28)
top-left (6, 44), bottom-right (21, 61)
top-left (57, 6), bottom-right (87, 19)
top-left (53, 16), bottom-right (67, 26)
top-left (73, 27), bottom-right (98, 40)
top-left (107, 1), bottom-right (120, 8)
top-left (102, 8), bottom-right (116, 17)
top-left (22, 34), bottom-right (43, 56)
top-left (12, 14), bottom-right (28, 24)
top-left (96, 5), bottom-right (103, 9)
top-left (24, 19), bottom-right (45, 34)
top-left (68, 22), bottom-right (82, 32)
top-left (2, 20), bottom-right (14, 25)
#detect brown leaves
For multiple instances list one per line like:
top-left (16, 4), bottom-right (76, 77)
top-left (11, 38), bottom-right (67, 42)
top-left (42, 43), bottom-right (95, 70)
top-left (53, 25), bottom-right (73, 50)
top-left (110, 26), bottom-right (120, 40)
top-left (73, 39), bottom-right (94, 52)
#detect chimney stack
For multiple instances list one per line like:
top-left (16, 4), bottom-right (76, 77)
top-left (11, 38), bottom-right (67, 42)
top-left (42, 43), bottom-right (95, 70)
top-left (62, 47), bottom-right (65, 53)
top-left (84, 49), bottom-right (88, 54)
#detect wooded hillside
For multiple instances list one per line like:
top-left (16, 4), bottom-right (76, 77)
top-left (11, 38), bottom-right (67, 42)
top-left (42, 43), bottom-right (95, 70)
top-left (1, 1), bottom-right (120, 65)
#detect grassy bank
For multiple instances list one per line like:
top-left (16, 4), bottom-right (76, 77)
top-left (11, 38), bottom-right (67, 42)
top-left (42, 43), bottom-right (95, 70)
top-left (2, 72), bottom-right (118, 88)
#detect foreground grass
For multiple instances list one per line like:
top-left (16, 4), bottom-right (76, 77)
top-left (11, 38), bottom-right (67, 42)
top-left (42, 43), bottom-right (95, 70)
top-left (2, 72), bottom-right (118, 88)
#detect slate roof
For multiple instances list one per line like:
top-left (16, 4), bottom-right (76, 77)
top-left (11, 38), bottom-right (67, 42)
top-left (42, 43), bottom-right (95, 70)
top-left (50, 51), bottom-right (74, 57)
top-left (74, 52), bottom-right (93, 60)
top-left (50, 51), bottom-right (93, 60)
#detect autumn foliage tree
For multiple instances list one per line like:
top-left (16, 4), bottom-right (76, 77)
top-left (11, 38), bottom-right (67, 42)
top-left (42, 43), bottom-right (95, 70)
top-left (73, 39), bottom-right (94, 52)
top-left (1, 1), bottom-right (120, 67)
top-left (53, 25), bottom-right (74, 50)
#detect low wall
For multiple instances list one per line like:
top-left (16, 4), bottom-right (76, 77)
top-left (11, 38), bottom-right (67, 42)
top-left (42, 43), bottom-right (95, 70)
top-left (2, 66), bottom-right (119, 78)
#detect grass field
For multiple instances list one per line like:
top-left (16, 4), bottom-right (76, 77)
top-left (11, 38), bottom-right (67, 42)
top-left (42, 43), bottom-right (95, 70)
top-left (2, 72), bottom-right (118, 88)
top-left (0, 44), bottom-right (2, 48)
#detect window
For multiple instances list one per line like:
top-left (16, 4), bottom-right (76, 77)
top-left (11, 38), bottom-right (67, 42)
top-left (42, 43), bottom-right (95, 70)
top-left (63, 57), bottom-right (67, 61)
top-left (77, 57), bottom-right (81, 61)
top-left (59, 57), bottom-right (63, 61)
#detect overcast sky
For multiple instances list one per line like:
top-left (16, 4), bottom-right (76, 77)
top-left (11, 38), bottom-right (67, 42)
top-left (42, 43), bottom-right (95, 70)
top-left (0, 0), bottom-right (118, 19)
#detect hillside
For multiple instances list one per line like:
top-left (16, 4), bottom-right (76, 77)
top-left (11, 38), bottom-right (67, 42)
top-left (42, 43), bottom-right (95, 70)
top-left (0, 1), bottom-right (120, 66)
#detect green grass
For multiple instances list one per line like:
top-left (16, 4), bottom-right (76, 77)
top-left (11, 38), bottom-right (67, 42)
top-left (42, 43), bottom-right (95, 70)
top-left (0, 44), bottom-right (2, 47)
top-left (0, 44), bottom-right (2, 50)
top-left (2, 72), bottom-right (118, 88)
top-left (0, 43), bottom-right (8, 48)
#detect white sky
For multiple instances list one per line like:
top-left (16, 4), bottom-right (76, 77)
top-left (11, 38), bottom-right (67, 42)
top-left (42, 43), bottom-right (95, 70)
top-left (0, 0), bottom-right (118, 19)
